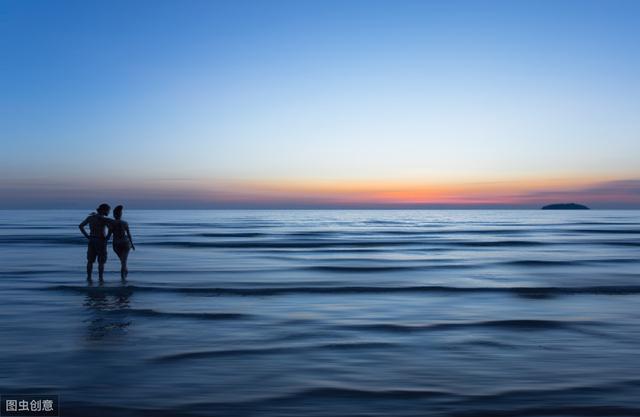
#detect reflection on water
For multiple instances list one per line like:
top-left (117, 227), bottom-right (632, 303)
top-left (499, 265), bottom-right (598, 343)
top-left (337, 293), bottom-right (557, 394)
top-left (83, 282), bottom-right (132, 340)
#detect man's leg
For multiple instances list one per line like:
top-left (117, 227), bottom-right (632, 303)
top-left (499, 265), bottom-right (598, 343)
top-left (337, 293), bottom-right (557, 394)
top-left (87, 241), bottom-right (96, 281)
top-left (97, 241), bottom-right (107, 281)
top-left (98, 262), bottom-right (105, 281)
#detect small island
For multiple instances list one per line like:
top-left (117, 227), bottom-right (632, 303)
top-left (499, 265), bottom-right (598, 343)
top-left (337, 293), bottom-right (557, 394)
top-left (541, 203), bottom-right (590, 210)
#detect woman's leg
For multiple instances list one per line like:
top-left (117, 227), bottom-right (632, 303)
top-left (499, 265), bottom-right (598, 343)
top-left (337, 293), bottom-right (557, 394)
top-left (119, 246), bottom-right (130, 279)
top-left (114, 245), bottom-right (125, 279)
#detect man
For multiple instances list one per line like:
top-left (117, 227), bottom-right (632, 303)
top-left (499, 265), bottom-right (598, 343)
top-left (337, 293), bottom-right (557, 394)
top-left (79, 203), bottom-right (113, 281)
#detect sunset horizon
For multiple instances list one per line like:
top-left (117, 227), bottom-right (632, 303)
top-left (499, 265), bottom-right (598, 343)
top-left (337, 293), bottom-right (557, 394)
top-left (2, 176), bottom-right (639, 209)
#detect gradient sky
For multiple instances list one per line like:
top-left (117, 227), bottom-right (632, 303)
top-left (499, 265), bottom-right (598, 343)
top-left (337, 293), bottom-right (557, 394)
top-left (2, 0), bottom-right (640, 208)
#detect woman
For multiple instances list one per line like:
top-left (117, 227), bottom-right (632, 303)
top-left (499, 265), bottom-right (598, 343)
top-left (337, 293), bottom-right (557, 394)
top-left (111, 205), bottom-right (135, 279)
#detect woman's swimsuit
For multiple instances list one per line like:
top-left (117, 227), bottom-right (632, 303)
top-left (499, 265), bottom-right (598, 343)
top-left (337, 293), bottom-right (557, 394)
top-left (111, 220), bottom-right (130, 257)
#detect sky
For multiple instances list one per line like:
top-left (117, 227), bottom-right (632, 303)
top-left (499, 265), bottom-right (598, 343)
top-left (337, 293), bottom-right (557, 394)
top-left (2, 0), bottom-right (640, 208)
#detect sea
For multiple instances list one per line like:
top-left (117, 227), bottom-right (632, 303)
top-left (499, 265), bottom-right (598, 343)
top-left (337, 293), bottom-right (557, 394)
top-left (0, 209), bottom-right (639, 417)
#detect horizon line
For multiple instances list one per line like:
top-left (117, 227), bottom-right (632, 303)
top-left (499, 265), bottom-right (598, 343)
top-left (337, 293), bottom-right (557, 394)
top-left (2, 206), bottom-right (638, 211)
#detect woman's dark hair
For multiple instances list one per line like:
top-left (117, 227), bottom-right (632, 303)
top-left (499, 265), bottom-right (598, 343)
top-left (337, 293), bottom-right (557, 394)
top-left (114, 205), bottom-right (124, 220)
top-left (97, 203), bottom-right (111, 215)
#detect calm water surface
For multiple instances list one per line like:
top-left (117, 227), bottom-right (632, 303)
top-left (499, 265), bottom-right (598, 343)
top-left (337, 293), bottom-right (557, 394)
top-left (1, 210), bottom-right (639, 416)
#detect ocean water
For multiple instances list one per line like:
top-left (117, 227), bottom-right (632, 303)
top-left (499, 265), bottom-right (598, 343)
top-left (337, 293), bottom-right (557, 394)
top-left (1, 209), bottom-right (639, 417)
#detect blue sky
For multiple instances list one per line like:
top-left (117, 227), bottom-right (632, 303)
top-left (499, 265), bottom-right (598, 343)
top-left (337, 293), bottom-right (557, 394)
top-left (2, 0), bottom-right (640, 208)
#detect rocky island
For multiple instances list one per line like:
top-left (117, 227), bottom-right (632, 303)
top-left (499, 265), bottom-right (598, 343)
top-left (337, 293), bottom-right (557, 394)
top-left (541, 203), bottom-right (590, 210)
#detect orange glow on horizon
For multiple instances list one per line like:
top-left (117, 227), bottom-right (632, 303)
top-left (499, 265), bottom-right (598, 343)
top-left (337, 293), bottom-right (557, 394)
top-left (3, 176), bottom-right (638, 208)
top-left (208, 176), bottom-right (626, 206)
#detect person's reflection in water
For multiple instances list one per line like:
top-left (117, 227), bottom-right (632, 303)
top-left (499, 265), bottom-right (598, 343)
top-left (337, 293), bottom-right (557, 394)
top-left (84, 281), bottom-right (133, 341)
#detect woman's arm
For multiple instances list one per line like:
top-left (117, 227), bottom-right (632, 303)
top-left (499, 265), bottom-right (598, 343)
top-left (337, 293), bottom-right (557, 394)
top-left (125, 223), bottom-right (135, 250)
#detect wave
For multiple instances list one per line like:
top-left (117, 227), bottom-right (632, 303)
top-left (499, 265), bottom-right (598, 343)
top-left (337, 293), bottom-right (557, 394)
top-left (288, 229), bottom-right (528, 236)
top-left (600, 240), bottom-right (640, 247)
top-left (241, 378), bottom-right (640, 404)
top-left (149, 239), bottom-right (418, 249)
top-left (503, 258), bottom-right (639, 267)
top-left (4, 236), bottom-right (638, 250)
top-left (148, 238), bottom-right (639, 249)
top-left (4, 230), bottom-right (638, 252)
top-left (1, 269), bottom-right (71, 276)
top-left (38, 386), bottom-right (640, 417)
top-left (455, 240), bottom-right (547, 247)
top-left (151, 341), bottom-right (396, 362)
top-left (567, 229), bottom-right (640, 234)
top-left (302, 264), bottom-right (473, 273)
top-left (571, 221), bottom-right (640, 226)
top-left (0, 227), bottom-right (532, 238)
top-left (47, 284), bottom-right (640, 297)
top-left (338, 319), bottom-right (599, 333)
top-left (147, 222), bottom-right (278, 228)
top-left (381, 229), bottom-right (529, 236)
top-left (459, 339), bottom-right (516, 348)
top-left (268, 386), bottom-right (454, 402)
top-left (0, 225), bottom-right (64, 229)
top-left (363, 220), bottom-right (407, 225)
top-left (123, 308), bottom-right (251, 320)
top-left (287, 231), bottom-right (341, 237)
top-left (0, 235), bottom-right (86, 245)
top-left (258, 389), bottom-right (640, 417)
top-left (503, 260), bottom-right (585, 267)
top-left (147, 239), bottom-right (553, 249)
top-left (195, 232), bottom-right (267, 238)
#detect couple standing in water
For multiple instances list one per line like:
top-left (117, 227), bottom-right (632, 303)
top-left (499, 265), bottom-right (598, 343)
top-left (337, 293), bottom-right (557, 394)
top-left (79, 203), bottom-right (135, 281)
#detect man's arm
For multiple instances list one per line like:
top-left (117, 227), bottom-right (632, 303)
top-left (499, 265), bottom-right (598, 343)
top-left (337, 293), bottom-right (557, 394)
top-left (78, 217), bottom-right (90, 239)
